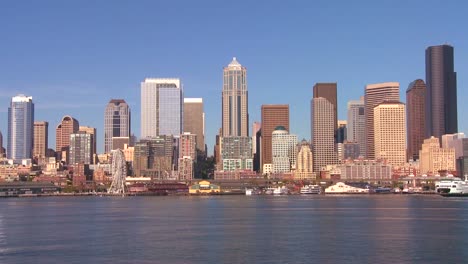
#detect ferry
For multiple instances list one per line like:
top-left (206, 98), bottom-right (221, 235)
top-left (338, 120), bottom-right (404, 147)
top-left (300, 185), bottom-right (321, 194)
top-left (273, 186), bottom-right (289, 195)
top-left (436, 177), bottom-right (468, 197)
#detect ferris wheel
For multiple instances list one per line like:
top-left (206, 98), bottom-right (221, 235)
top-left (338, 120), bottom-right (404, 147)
top-left (107, 149), bottom-right (127, 195)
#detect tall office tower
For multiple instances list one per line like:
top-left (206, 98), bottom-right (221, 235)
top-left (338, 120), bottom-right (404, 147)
top-left (364, 82), bottom-right (399, 159)
top-left (252, 122), bottom-right (261, 172)
top-left (141, 78), bottom-right (183, 138)
top-left (406, 79), bottom-right (426, 161)
top-left (214, 128), bottom-right (222, 168)
top-left (7, 94), bottom-right (34, 161)
top-left (347, 98), bottom-right (366, 157)
top-left (311, 97), bottom-right (337, 172)
top-left (260, 105), bottom-right (289, 172)
top-left (313, 83), bottom-right (338, 141)
top-left (222, 57), bottom-right (248, 137)
top-left (374, 101), bottom-right (407, 166)
top-left (56, 115), bottom-right (79, 154)
top-left (69, 132), bottom-right (93, 165)
top-left (271, 126), bottom-right (297, 173)
top-left (33, 121), bottom-right (48, 160)
top-left (183, 98), bottom-right (205, 153)
top-left (179, 132), bottom-right (197, 160)
top-left (420, 136), bottom-right (455, 175)
top-left (295, 140), bottom-right (314, 180)
top-left (337, 120), bottom-right (347, 143)
top-left (104, 99), bottom-right (131, 153)
top-left (425, 44), bottom-right (458, 138)
top-left (79, 126), bottom-right (96, 158)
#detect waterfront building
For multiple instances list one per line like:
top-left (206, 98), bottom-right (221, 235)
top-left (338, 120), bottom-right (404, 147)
top-left (104, 99), bottom-right (131, 153)
top-left (141, 78), bottom-right (183, 138)
top-left (311, 97), bottom-right (337, 172)
top-left (133, 136), bottom-right (174, 178)
top-left (260, 105), bottom-right (289, 171)
top-left (69, 132), bottom-right (94, 165)
top-left (189, 181), bottom-right (220, 194)
top-left (364, 82), bottom-right (400, 159)
top-left (183, 98), bottom-right (205, 153)
top-left (406, 79), bottom-right (426, 161)
top-left (56, 115), bottom-right (79, 162)
top-left (33, 121), bottom-right (48, 162)
top-left (419, 137), bottom-right (456, 175)
top-left (221, 136), bottom-right (253, 171)
top-left (271, 126), bottom-right (297, 173)
top-left (178, 156), bottom-right (194, 181)
top-left (7, 94), bottom-right (34, 161)
top-left (425, 44), bottom-right (458, 138)
top-left (374, 101), bottom-right (407, 166)
top-left (295, 140), bottom-right (314, 180)
top-left (222, 57), bottom-right (248, 137)
top-left (347, 98), bottom-right (366, 157)
top-left (338, 159), bottom-right (392, 181)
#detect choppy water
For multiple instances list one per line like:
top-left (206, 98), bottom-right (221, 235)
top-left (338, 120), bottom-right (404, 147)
top-left (1, 195), bottom-right (468, 263)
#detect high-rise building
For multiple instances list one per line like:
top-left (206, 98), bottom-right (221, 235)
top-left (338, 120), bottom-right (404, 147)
top-left (271, 126), bottom-right (297, 173)
top-left (179, 132), bottom-right (197, 160)
top-left (7, 94), bottom-right (34, 161)
top-left (313, 83), bottom-right (338, 140)
top-left (311, 97), bottom-right (337, 172)
top-left (420, 137), bottom-right (456, 175)
top-left (337, 120), bottom-right (347, 143)
top-left (141, 78), bottom-right (183, 138)
top-left (183, 98), bottom-right (205, 153)
top-left (33, 121), bottom-right (48, 160)
top-left (295, 140), bottom-right (314, 180)
top-left (441, 133), bottom-right (465, 158)
top-left (406, 79), bottom-right (426, 161)
top-left (425, 44), bottom-right (458, 138)
top-left (221, 136), bottom-right (252, 171)
top-left (79, 126), bottom-right (96, 160)
top-left (104, 99), bottom-right (131, 153)
top-left (260, 105), bottom-right (289, 172)
top-left (56, 115), bottom-right (79, 154)
top-left (222, 57), bottom-right (248, 137)
top-left (0, 131), bottom-right (4, 157)
top-left (347, 98), bottom-right (366, 157)
top-left (374, 101), bottom-right (407, 166)
top-left (364, 82), bottom-right (400, 159)
top-left (133, 136), bottom-right (174, 178)
top-left (69, 132), bottom-right (93, 165)
top-left (252, 122), bottom-right (261, 156)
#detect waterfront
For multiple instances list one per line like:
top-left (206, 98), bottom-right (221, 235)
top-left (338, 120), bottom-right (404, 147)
top-left (1, 195), bottom-right (468, 263)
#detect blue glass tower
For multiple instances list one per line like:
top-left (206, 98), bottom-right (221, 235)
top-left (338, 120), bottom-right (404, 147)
top-left (7, 94), bottom-right (34, 161)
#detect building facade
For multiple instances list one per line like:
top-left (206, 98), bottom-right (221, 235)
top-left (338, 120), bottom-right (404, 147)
top-left (374, 101), bottom-right (406, 166)
top-left (347, 98), bottom-right (366, 157)
top-left (33, 121), bottom-right (48, 161)
top-left (311, 97), bottom-right (337, 172)
top-left (79, 126), bottom-right (96, 161)
top-left (425, 44), bottom-right (458, 138)
top-left (271, 127), bottom-right (297, 173)
top-left (221, 136), bottom-right (253, 171)
top-left (7, 94), bottom-right (34, 161)
top-left (56, 115), bottom-right (79, 159)
top-left (364, 82), bottom-right (400, 159)
top-left (260, 105), bottom-right (289, 172)
top-left (69, 132), bottom-right (94, 165)
top-left (183, 98), bottom-right (205, 153)
top-left (141, 78), bottom-right (183, 138)
top-left (406, 79), bottom-right (426, 161)
top-left (104, 99), bottom-right (131, 153)
top-left (338, 159), bottom-right (392, 181)
top-left (313, 83), bottom-right (338, 138)
top-left (295, 140), bottom-right (314, 180)
top-left (419, 136), bottom-right (456, 175)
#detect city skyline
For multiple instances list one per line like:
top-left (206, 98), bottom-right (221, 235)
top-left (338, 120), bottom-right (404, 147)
top-left (1, 1), bottom-right (467, 154)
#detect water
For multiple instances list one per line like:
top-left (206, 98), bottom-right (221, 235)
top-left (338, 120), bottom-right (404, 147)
top-left (1, 195), bottom-right (468, 263)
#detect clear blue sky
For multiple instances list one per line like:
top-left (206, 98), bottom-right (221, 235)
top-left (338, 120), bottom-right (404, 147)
top-left (0, 0), bottom-right (466, 155)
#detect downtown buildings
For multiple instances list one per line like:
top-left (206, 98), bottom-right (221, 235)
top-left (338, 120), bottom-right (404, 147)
top-left (104, 99), bottom-right (131, 153)
top-left (7, 95), bottom-right (34, 161)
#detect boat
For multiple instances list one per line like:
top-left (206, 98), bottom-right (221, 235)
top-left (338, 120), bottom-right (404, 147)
top-left (436, 177), bottom-right (468, 197)
top-left (273, 186), bottom-right (289, 195)
top-left (300, 185), bottom-right (321, 194)
top-left (245, 188), bottom-right (261, 195)
top-left (374, 187), bottom-right (392, 194)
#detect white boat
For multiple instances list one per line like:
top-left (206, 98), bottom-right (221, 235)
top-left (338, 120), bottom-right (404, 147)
top-left (245, 188), bottom-right (253, 196)
top-left (273, 186), bottom-right (289, 195)
top-left (436, 177), bottom-right (468, 196)
top-left (300, 185), bottom-right (321, 194)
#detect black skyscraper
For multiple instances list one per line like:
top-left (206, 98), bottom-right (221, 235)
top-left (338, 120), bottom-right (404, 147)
top-left (425, 44), bottom-right (457, 138)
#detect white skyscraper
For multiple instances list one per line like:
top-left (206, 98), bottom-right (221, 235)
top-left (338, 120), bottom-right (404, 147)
top-left (347, 98), bottom-right (366, 157)
top-left (141, 78), bottom-right (183, 138)
top-left (272, 126), bottom-right (297, 173)
top-left (8, 94), bottom-right (34, 161)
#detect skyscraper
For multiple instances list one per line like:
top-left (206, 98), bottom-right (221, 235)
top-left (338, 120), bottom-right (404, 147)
top-left (311, 97), bottom-right (337, 172)
top-left (56, 116), bottom-right (79, 162)
top-left (69, 132), bottom-right (94, 165)
top-left (0, 131), bottom-right (4, 157)
top-left (7, 94), bottom-right (34, 161)
top-left (313, 83), bottom-right (337, 139)
top-left (222, 57), bottom-right (248, 137)
top-left (271, 126), bottom-right (297, 173)
top-left (406, 79), bottom-right (426, 161)
top-left (295, 140), bottom-right (314, 180)
top-left (425, 44), bottom-right (458, 138)
top-left (374, 101), bottom-right (406, 166)
top-left (260, 105), bottom-right (289, 172)
top-left (141, 78), bottom-right (183, 138)
top-left (79, 126), bottom-right (97, 162)
top-left (364, 82), bottom-right (400, 159)
top-left (347, 98), bottom-right (366, 157)
top-left (104, 99), bottom-right (131, 153)
top-left (183, 98), bottom-right (205, 153)
top-left (33, 121), bottom-right (48, 160)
